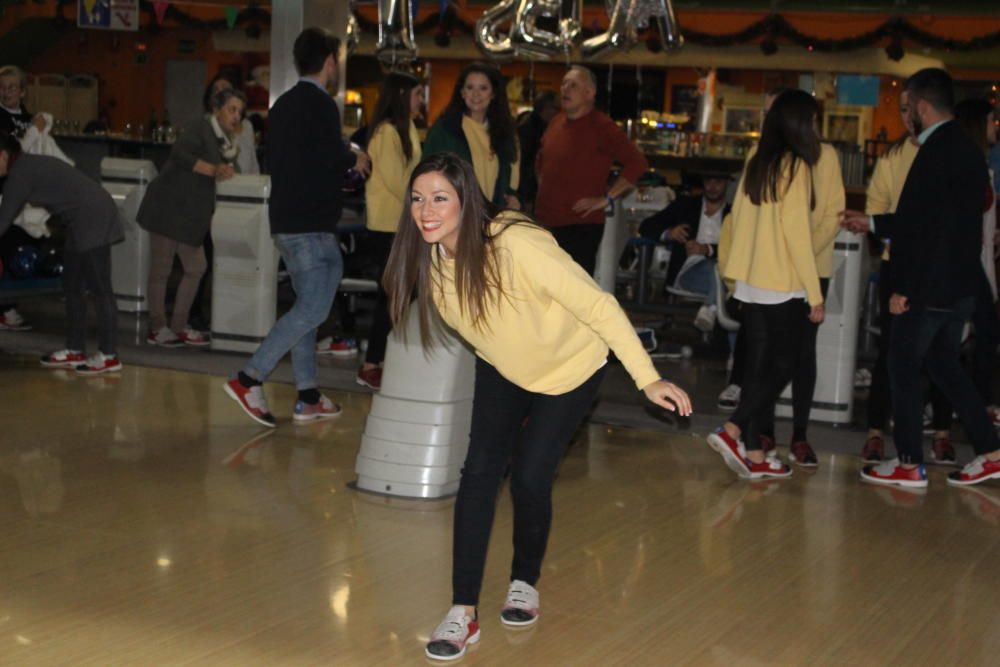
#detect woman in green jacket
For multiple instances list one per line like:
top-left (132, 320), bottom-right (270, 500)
top-left (423, 62), bottom-right (520, 210)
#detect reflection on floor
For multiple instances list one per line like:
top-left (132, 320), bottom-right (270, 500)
top-left (1, 354), bottom-right (999, 666)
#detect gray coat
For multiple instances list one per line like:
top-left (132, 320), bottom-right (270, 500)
top-left (137, 117), bottom-right (223, 246)
top-left (0, 154), bottom-right (123, 252)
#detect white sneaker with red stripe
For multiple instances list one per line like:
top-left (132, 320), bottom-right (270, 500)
top-left (860, 461), bottom-right (928, 488)
top-left (947, 455), bottom-right (1000, 487)
top-left (316, 336), bottom-right (358, 357)
top-left (75, 352), bottom-right (122, 375)
top-left (500, 580), bottom-right (539, 627)
top-left (178, 326), bottom-right (210, 347)
top-left (147, 326), bottom-right (183, 348)
top-left (40, 349), bottom-right (87, 368)
top-left (425, 606), bottom-right (480, 661)
top-left (707, 427), bottom-right (751, 478)
top-left (747, 457), bottom-right (793, 479)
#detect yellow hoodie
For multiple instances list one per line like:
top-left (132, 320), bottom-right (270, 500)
top-left (365, 120), bottom-right (422, 233)
top-left (431, 217), bottom-right (660, 395)
top-left (722, 153), bottom-right (823, 306)
top-left (865, 139), bottom-right (919, 261)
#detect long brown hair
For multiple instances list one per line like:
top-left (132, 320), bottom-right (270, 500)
top-left (744, 89), bottom-right (820, 205)
top-left (444, 62), bottom-right (518, 163)
top-left (372, 71), bottom-right (420, 162)
top-left (384, 152), bottom-right (516, 347)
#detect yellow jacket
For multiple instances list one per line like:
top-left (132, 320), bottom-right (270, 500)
top-left (365, 120), bottom-right (422, 233)
top-left (431, 217), bottom-right (660, 395)
top-left (812, 144), bottom-right (846, 278)
top-left (865, 139), bottom-right (918, 261)
top-left (722, 154), bottom-right (823, 306)
top-left (462, 115), bottom-right (520, 202)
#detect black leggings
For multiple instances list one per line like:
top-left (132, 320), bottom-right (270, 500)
top-left (452, 358), bottom-right (605, 606)
top-left (729, 299), bottom-right (808, 452)
top-left (64, 244), bottom-right (117, 356)
top-left (363, 230), bottom-right (395, 366)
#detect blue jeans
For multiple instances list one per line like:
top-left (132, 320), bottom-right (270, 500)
top-left (676, 258), bottom-right (717, 305)
top-left (889, 297), bottom-right (1000, 464)
top-left (243, 232), bottom-right (343, 390)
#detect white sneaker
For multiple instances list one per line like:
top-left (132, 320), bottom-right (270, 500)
top-left (425, 606), bottom-right (480, 661)
top-left (718, 384), bottom-right (741, 410)
top-left (0, 307), bottom-right (31, 331)
top-left (500, 580), bottom-right (540, 627)
top-left (694, 304), bottom-right (716, 333)
top-left (147, 326), bottom-right (183, 348)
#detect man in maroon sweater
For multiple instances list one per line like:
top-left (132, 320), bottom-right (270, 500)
top-left (534, 66), bottom-right (648, 275)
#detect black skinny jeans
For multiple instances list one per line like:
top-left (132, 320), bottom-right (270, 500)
top-left (867, 260), bottom-right (952, 432)
top-left (729, 299), bottom-right (808, 452)
top-left (363, 230), bottom-right (395, 366)
top-left (452, 358), bottom-right (605, 606)
top-left (64, 243), bottom-right (117, 356)
top-left (889, 297), bottom-right (1000, 464)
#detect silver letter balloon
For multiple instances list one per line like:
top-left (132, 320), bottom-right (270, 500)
top-left (376, 0), bottom-right (418, 65)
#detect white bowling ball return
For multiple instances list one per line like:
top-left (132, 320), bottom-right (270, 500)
top-left (101, 157), bottom-right (157, 312)
top-left (210, 175), bottom-right (279, 353)
top-left (776, 229), bottom-right (864, 425)
top-left (354, 308), bottom-right (475, 499)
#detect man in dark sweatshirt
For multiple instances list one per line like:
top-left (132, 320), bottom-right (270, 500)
top-left (224, 27), bottom-right (370, 427)
top-left (0, 133), bottom-right (123, 374)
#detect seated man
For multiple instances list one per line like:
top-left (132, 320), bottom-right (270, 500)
top-left (638, 171), bottom-right (732, 332)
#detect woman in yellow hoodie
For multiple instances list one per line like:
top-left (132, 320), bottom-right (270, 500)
top-left (708, 89), bottom-right (824, 480)
top-left (384, 153), bottom-right (691, 661)
top-left (355, 71), bottom-right (423, 391)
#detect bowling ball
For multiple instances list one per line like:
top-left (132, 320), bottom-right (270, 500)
top-left (6, 245), bottom-right (40, 279)
top-left (39, 247), bottom-right (64, 277)
top-left (342, 167), bottom-right (366, 193)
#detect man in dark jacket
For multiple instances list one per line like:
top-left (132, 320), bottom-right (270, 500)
top-left (639, 172), bottom-right (732, 332)
top-left (0, 133), bottom-right (123, 374)
top-left (224, 27), bottom-right (370, 427)
top-left (844, 68), bottom-right (1000, 488)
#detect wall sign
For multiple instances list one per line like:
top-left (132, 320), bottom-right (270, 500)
top-left (78, 0), bottom-right (140, 32)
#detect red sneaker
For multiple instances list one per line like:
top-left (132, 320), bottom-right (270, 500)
top-left (316, 336), bottom-right (358, 357)
top-left (75, 353), bottom-right (122, 376)
top-left (860, 462), bottom-right (928, 488)
top-left (947, 455), bottom-right (1000, 487)
top-left (930, 437), bottom-right (958, 466)
top-left (223, 378), bottom-right (276, 428)
top-left (425, 606), bottom-right (480, 661)
top-left (789, 441), bottom-right (819, 468)
top-left (760, 434), bottom-right (777, 459)
top-left (861, 436), bottom-right (885, 463)
top-left (356, 366), bottom-right (383, 391)
top-left (40, 349), bottom-right (87, 368)
top-left (707, 427), bottom-right (751, 478)
top-left (748, 458), bottom-right (792, 479)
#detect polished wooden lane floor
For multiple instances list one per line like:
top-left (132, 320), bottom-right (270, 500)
top-left (1, 354), bottom-right (999, 666)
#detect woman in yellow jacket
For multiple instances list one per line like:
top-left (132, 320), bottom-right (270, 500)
top-left (355, 71), bottom-right (423, 391)
top-left (708, 89), bottom-right (824, 480)
top-left (383, 153), bottom-right (691, 661)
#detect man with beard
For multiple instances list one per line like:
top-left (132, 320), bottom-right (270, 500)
top-left (843, 68), bottom-right (1000, 488)
top-left (639, 171), bottom-right (732, 333)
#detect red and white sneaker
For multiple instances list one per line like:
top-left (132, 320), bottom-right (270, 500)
top-left (500, 580), bottom-right (539, 627)
top-left (748, 457), bottom-right (793, 479)
top-left (930, 437), bottom-right (958, 466)
top-left (223, 378), bottom-right (276, 428)
top-left (40, 349), bottom-right (86, 368)
top-left (177, 326), bottom-right (210, 347)
top-left (760, 433), bottom-right (777, 460)
top-left (293, 395), bottom-right (342, 423)
top-left (0, 307), bottom-right (31, 331)
top-left (75, 352), bottom-right (122, 375)
top-left (860, 461), bottom-right (928, 488)
top-left (425, 606), bottom-right (480, 661)
top-left (789, 441), bottom-right (819, 468)
top-left (987, 406), bottom-right (1000, 430)
top-left (707, 427), bottom-right (751, 478)
top-left (316, 336), bottom-right (358, 357)
top-left (356, 366), bottom-right (383, 390)
top-left (861, 435), bottom-right (885, 463)
top-left (147, 326), bottom-right (183, 348)
top-left (947, 455), bottom-right (1000, 487)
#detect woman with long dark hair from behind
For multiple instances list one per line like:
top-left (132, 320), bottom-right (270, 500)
top-left (354, 70), bottom-right (423, 391)
top-left (709, 89), bottom-right (824, 480)
top-left (423, 62), bottom-right (520, 210)
top-left (384, 153), bottom-right (691, 661)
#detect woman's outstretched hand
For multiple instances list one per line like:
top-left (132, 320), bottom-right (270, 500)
top-left (642, 379), bottom-right (692, 417)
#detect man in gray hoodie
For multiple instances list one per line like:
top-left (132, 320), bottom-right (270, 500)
top-left (0, 132), bottom-right (123, 374)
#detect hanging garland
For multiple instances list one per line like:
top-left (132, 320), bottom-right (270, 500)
top-left (357, 8), bottom-right (1000, 54)
top-left (52, 0), bottom-right (270, 30)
